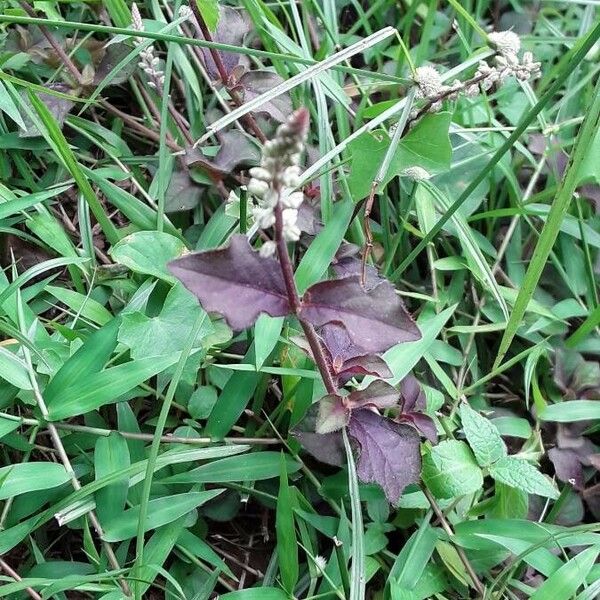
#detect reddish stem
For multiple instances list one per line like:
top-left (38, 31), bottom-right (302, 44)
top-left (188, 1), bottom-right (267, 143)
top-left (273, 204), bottom-right (337, 395)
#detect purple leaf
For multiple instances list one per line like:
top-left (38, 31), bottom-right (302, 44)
top-left (548, 447), bottom-right (584, 489)
top-left (331, 254), bottom-right (381, 290)
top-left (199, 6), bottom-right (250, 79)
top-left (168, 235), bottom-right (291, 330)
top-left (347, 380), bottom-right (399, 410)
top-left (213, 130), bottom-right (261, 173)
top-left (349, 409), bottom-right (421, 505)
top-left (238, 71), bottom-right (293, 123)
top-left (319, 322), bottom-right (392, 382)
top-left (301, 276), bottom-right (421, 354)
top-left (292, 403), bottom-right (345, 466)
top-left (400, 374), bottom-right (426, 413)
top-left (320, 322), bottom-right (364, 364)
top-left (398, 412), bottom-right (438, 444)
top-left (316, 395), bottom-right (349, 434)
top-left (337, 354), bottom-right (393, 382)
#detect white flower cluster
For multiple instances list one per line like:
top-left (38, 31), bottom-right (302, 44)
top-left (472, 30), bottom-right (541, 92)
top-left (131, 3), bottom-right (165, 90)
top-left (402, 166), bottom-right (432, 181)
top-left (247, 109), bottom-right (309, 257)
top-left (413, 66), bottom-right (462, 112)
top-left (411, 30), bottom-right (540, 115)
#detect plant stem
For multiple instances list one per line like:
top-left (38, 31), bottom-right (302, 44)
top-left (273, 204), bottom-right (337, 395)
top-left (19, 1), bottom-right (82, 84)
top-left (0, 558), bottom-right (43, 600)
top-left (0, 411), bottom-right (278, 445)
top-left (421, 485), bottom-right (485, 596)
top-left (273, 200), bottom-right (364, 597)
top-left (18, 315), bottom-right (131, 597)
top-left (188, 0), bottom-right (267, 143)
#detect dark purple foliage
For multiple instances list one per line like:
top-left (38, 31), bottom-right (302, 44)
top-left (237, 71), bottom-right (293, 123)
top-left (199, 6), bottom-right (250, 80)
top-left (292, 403), bottom-right (345, 466)
top-left (347, 380), bottom-right (400, 410)
top-left (397, 374), bottom-right (437, 443)
top-left (548, 447), bottom-right (584, 490)
top-left (319, 323), bottom-right (392, 381)
top-left (168, 235), bottom-right (291, 330)
top-left (301, 276), bottom-right (421, 353)
top-left (349, 409), bottom-right (421, 505)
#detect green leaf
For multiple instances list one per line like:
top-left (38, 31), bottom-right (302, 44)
top-left (136, 516), bottom-right (187, 596)
top-left (27, 90), bottom-right (120, 245)
top-left (205, 354), bottom-right (259, 439)
top-left (195, 0), bottom-right (220, 31)
top-left (347, 112), bottom-right (452, 201)
top-left (46, 285), bottom-right (113, 326)
top-left (276, 453), bottom-right (298, 593)
top-left (539, 400), bottom-right (600, 423)
top-left (46, 354), bottom-right (180, 420)
top-left (421, 440), bottom-right (483, 499)
top-left (109, 231), bottom-right (186, 282)
top-left (86, 169), bottom-right (182, 239)
top-left (578, 125), bottom-right (600, 185)
top-left (0, 463), bottom-right (69, 500)
top-left (27, 211), bottom-right (78, 258)
top-left (94, 433), bottom-right (130, 526)
top-left (161, 452), bottom-right (301, 484)
top-left (253, 314), bottom-right (283, 370)
top-left (0, 347), bottom-right (32, 390)
top-left (219, 590), bottom-right (290, 600)
top-left (0, 80), bottom-right (26, 129)
top-left (188, 385), bottom-right (218, 420)
top-left (0, 415), bottom-right (19, 440)
top-left (530, 545), bottom-right (599, 600)
top-left (119, 283), bottom-right (212, 359)
top-left (459, 403), bottom-right (506, 467)
top-left (383, 304), bottom-right (456, 384)
top-left (103, 490), bottom-right (223, 542)
top-left (488, 457), bottom-right (559, 499)
top-left (295, 198), bottom-right (354, 293)
top-left (494, 78), bottom-right (600, 367)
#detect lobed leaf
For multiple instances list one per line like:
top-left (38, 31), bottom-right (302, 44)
top-left (349, 409), bottom-right (421, 505)
top-left (301, 276), bottom-right (421, 354)
top-left (169, 234), bottom-right (291, 330)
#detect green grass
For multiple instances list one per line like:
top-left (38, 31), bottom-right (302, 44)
top-left (0, 1), bottom-right (599, 599)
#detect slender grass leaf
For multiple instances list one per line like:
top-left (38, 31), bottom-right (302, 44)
top-left (530, 545), bottom-right (599, 600)
top-left (46, 354), bottom-right (180, 420)
top-left (276, 453), bottom-right (298, 593)
top-left (161, 452), bottom-right (301, 484)
top-left (0, 463), bottom-right (69, 500)
top-left (103, 490), bottom-right (223, 542)
top-left (27, 91), bottom-right (120, 245)
top-left (494, 78), bottom-right (600, 367)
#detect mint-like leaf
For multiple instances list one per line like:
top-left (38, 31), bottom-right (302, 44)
top-left (301, 276), bottom-right (421, 354)
top-left (459, 403), bottom-right (506, 467)
top-left (168, 235), bottom-right (291, 330)
top-left (349, 409), bottom-right (421, 505)
top-left (421, 440), bottom-right (483, 499)
top-left (488, 457), bottom-right (559, 499)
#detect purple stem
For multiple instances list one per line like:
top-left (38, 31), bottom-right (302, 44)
top-left (273, 204), bottom-right (337, 395)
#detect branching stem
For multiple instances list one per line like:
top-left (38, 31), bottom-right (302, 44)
top-left (421, 485), bottom-right (485, 596)
top-left (273, 203), bottom-right (337, 395)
